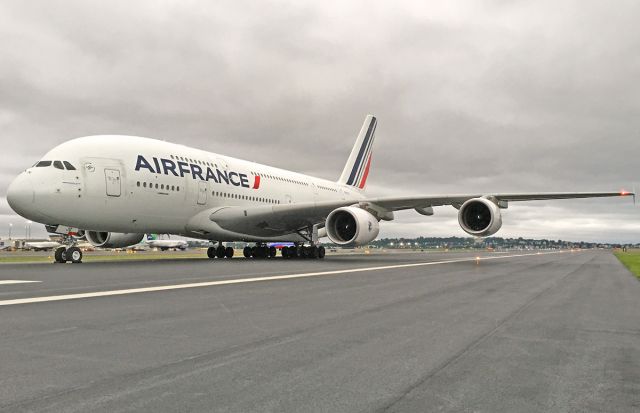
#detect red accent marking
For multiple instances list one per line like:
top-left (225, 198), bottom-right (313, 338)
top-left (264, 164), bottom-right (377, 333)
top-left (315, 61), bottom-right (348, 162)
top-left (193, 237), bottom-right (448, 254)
top-left (358, 155), bottom-right (372, 189)
top-left (253, 175), bottom-right (261, 189)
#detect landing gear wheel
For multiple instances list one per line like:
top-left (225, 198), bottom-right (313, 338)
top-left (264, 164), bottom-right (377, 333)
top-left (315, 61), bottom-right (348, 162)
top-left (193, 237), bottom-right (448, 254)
top-left (281, 247), bottom-right (289, 259)
top-left (225, 246), bottom-right (234, 258)
top-left (289, 246), bottom-right (298, 259)
top-left (207, 247), bottom-right (216, 259)
top-left (318, 246), bottom-right (326, 259)
top-left (54, 247), bottom-right (67, 263)
top-left (310, 246), bottom-right (319, 259)
top-left (268, 246), bottom-right (276, 258)
top-left (67, 247), bottom-right (83, 263)
top-left (243, 246), bottom-right (252, 258)
top-left (216, 246), bottom-right (226, 259)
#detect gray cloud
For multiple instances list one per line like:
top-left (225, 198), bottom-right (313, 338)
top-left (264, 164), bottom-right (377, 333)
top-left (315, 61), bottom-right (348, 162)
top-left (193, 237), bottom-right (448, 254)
top-left (0, 0), bottom-right (638, 242)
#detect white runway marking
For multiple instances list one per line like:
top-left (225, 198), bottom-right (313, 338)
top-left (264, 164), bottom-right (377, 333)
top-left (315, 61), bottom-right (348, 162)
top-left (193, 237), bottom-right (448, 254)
top-left (0, 280), bottom-right (41, 285)
top-left (0, 251), bottom-right (565, 307)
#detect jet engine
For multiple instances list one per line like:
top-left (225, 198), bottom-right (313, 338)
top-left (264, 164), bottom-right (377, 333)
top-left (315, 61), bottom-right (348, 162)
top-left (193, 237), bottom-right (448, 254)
top-left (85, 231), bottom-right (145, 248)
top-left (325, 207), bottom-right (380, 246)
top-left (457, 198), bottom-right (503, 237)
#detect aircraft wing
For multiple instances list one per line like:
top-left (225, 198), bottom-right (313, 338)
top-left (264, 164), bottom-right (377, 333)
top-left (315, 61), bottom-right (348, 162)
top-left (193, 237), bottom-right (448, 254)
top-left (201, 191), bottom-right (632, 237)
top-left (365, 191), bottom-right (634, 211)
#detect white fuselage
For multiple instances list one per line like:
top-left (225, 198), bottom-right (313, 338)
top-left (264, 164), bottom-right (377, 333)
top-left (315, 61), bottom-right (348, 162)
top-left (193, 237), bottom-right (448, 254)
top-left (8, 136), bottom-right (365, 242)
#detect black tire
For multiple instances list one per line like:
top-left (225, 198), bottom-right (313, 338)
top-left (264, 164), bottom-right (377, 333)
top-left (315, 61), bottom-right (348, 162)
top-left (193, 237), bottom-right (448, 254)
top-left (251, 246), bottom-right (258, 258)
top-left (290, 246), bottom-right (298, 258)
top-left (54, 247), bottom-right (67, 263)
top-left (243, 246), bottom-right (252, 258)
top-left (207, 247), bottom-right (216, 259)
top-left (225, 246), bottom-right (234, 258)
top-left (216, 246), bottom-right (226, 259)
top-left (310, 246), bottom-right (319, 259)
top-left (268, 246), bottom-right (276, 258)
top-left (318, 246), bottom-right (326, 259)
top-left (67, 247), bottom-right (83, 263)
top-left (281, 247), bottom-right (289, 259)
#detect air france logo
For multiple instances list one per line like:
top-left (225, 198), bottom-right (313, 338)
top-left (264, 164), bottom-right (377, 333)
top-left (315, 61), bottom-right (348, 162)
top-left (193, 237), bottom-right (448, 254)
top-left (135, 155), bottom-right (259, 189)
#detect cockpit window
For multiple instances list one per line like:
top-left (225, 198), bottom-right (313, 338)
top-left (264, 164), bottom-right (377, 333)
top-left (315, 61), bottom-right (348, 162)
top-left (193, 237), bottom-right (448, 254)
top-left (63, 161), bottom-right (76, 170)
top-left (53, 161), bottom-right (64, 170)
top-left (36, 161), bottom-right (52, 167)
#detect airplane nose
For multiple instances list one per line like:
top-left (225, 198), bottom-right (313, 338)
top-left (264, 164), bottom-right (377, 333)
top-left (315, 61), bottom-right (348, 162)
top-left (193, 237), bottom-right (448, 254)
top-left (6, 172), bottom-right (35, 217)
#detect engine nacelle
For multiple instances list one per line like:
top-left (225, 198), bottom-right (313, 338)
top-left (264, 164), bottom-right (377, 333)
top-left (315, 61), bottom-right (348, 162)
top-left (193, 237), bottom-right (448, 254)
top-left (85, 231), bottom-right (145, 248)
top-left (458, 198), bottom-right (503, 237)
top-left (325, 207), bottom-right (380, 246)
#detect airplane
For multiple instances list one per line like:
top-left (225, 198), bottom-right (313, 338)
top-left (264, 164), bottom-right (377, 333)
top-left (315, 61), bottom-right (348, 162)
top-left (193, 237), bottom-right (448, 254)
top-left (24, 240), bottom-right (62, 251)
top-left (6, 115), bottom-right (633, 264)
top-left (146, 234), bottom-right (188, 251)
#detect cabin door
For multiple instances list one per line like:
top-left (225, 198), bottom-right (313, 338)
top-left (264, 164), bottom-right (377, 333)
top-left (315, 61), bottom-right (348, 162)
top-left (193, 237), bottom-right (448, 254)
top-left (197, 181), bottom-right (207, 205)
top-left (104, 168), bottom-right (121, 197)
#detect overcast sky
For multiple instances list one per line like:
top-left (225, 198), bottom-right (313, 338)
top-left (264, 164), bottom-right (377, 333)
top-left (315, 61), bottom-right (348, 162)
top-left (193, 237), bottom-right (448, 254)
top-left (1, 0), bottom-right (639, 242)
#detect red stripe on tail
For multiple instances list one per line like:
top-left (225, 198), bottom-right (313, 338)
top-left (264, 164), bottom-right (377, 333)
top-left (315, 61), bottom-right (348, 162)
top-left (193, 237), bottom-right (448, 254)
top-left (358, 155), bottom-right (372, 189)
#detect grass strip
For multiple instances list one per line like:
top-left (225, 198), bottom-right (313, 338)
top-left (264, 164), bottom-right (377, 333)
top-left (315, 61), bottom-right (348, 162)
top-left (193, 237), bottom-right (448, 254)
top-left (613, 251), bottom-right (640, 279)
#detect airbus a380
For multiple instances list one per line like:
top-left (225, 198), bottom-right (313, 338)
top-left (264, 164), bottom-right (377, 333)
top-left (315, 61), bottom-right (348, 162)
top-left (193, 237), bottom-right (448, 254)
top-left (6, 115), bottom-right (632, 264)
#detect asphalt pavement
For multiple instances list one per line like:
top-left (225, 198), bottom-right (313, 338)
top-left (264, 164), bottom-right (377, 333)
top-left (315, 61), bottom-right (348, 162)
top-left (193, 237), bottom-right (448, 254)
top-left (0, 250), bottom-right (638, 412)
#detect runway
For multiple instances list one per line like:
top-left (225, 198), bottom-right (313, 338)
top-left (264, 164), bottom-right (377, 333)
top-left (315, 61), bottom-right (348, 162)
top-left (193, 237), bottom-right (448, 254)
top-left (0, 250), bottom-right (638, 412)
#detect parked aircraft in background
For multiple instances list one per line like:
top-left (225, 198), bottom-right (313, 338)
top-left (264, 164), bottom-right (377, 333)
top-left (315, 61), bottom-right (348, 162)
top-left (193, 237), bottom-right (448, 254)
top-left (24, 241), bottom-right (62, 251)
top-left (146, 234), bottom-right (188, 251)
top-left (6, 115), bottom-right (633, 264)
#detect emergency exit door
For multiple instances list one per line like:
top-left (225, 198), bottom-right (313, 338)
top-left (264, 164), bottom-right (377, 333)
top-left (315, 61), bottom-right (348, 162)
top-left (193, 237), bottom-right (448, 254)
top-left (104, 169), bottom-right (121, 197)
top-left (197, 181), bottom-right (207, 205)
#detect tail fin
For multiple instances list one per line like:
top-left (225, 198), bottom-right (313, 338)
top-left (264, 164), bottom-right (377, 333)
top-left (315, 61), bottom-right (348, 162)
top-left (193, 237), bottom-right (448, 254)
top-left (338, 114), bottom-right (377, 189)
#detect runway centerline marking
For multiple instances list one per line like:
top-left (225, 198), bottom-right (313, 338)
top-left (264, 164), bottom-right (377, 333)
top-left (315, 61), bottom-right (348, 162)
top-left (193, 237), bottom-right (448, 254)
top-left (0, 251), bottom-right (565, 307)
top-left (0, 280), bottom-right (41, 285)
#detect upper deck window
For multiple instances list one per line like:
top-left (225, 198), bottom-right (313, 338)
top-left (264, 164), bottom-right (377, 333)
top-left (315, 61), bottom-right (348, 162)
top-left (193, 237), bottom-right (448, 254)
top-left (36, 161), bottom-right (52, 167)
top-left (53, 161), bottom-right (64, 170)
top-left (63, 161), bottom-right (76, 170)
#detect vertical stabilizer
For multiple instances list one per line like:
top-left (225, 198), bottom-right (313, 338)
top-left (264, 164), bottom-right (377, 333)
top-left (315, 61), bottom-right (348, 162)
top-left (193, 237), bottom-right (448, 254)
top-left (338, 115), bottom-right (377, 189)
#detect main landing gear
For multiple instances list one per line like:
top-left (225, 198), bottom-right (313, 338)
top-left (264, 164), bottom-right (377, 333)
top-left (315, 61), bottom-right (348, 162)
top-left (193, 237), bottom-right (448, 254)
top-left (241, 243), bottom-right (325, 260)
top-left (280, 244), bottom-right (325, 259)
top-left (207, 242), bottom-right (234, 260)
top-left (242, 244), bottom-right (277, 259)
top-left (54, 246), bottom-right (83, 264)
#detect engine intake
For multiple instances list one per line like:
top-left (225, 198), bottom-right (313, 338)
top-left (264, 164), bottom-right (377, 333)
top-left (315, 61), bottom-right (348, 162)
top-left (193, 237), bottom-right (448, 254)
top-left (458, 198), bottom-right (503, 237)
top-left (325, 207), bottom-right (380, 246)
top-left (86, 231), bottom-right (145, 248)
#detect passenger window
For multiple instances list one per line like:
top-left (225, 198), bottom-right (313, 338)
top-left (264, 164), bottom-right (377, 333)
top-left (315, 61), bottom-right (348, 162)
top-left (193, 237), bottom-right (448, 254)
top-left (137, 181), bottom-right (140, 187)
top-left (177, 186), bottom-right (180, 192)
top-left (143, 182), bottom-right (147, 188)
top-left (161, 184), bottom-right (164, 190)
top-left (63, 161), bottom-right (76, 170)
top-left (36, 161), bottom-right (52, 167)
top-left (53, 161), bottom-right (64, 170)
top-left (155, 183), bottom-right (158, 189)
top-left (172, 186), bottom-right (175, 191)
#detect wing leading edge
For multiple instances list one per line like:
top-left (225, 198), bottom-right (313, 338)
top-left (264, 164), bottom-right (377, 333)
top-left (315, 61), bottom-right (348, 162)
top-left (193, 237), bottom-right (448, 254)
top-left (365, 191), bottom-right (634, 212)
